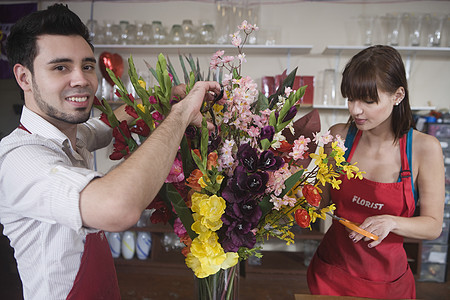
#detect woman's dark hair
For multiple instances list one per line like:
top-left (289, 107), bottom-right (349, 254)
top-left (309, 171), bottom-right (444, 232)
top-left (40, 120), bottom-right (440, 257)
top-left (6, 3), bottom-right (93, 74)
top-left (341, 45), bottom-right (414, 140)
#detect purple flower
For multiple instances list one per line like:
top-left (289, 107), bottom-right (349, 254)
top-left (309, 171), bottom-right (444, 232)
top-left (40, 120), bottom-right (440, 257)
top-left (222, 176), bottom-right (251, 204)
top-left (229, 199), bottom-right (262, 225)
top-left (236, 167), bottom-right (269, 195)
top-left (185, 125), bottom-right (197, 139)
top-left (220, 218), bottom-right (256, 252)
top-left (237, 143), bottom-right (258, 172)
top-left (258, 150), bottom-right (284, 171)
top-left (208, 135), bottom-right (222, 153)
top-left (260, 125), bottom-right (275, 141)
top-left (282, 106), bottom-right (298, 123)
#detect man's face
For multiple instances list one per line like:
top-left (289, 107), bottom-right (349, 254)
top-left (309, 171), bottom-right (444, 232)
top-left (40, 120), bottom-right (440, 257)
top-left (29, 34), bottom-right (98, 126)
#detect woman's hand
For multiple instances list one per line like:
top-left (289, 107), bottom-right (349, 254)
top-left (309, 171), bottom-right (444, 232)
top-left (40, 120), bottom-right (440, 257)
top-left (348, 215), bottom-right (398, 248)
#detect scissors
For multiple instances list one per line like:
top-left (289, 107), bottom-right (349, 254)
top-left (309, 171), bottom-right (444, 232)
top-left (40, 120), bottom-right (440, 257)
top-left (326, 212), bottom-right (379, 241)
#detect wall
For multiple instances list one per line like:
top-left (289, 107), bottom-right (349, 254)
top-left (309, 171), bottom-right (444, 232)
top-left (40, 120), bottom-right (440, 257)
top-left (3, 0), bottom-right (450, 170)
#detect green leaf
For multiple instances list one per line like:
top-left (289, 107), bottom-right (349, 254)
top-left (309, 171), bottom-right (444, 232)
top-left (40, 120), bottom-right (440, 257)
top-left (279, 169), bottom-right (305, 199)
top-left (191, 149), bottom-right (205, 173)
top-left (268, 67), bottom-right (298, 109)
top-left (260, 138), bottom-right (272, 151)
top-left (259, 195), bottom-right (274, 219)
top-left (180, 136), bottom-right (195, 179)
top-left (167, 56), bottom-right (181, 86)
top-left (160, 183), bottom-right (197, 240)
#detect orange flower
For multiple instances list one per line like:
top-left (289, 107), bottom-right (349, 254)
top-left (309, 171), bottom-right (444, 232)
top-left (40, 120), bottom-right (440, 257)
top-left (186, 169), bottom-right (203, 192)
top-left (207, 152), bottom-right (218, 170)
top-left (180, 234), bottom-right (192, 257)
top-left (193, 149), bottom-right (201, 160)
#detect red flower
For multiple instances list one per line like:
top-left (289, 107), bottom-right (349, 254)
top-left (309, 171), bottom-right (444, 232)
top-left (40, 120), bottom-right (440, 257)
top-left (117, 120), bottom-right (132, 139)
top-left (302, 184), bottom-right (321, 207)
top-left (148, 199), bottom-right (172, 225)
top-left (99, 113), bottom-right (111, 127)
top-left (278, 140), bottom-right (293, 153)
top-left (93, 96), bottom-right (102, 106)
top-left (130, 119), bottom-right (150, 137)
top-left (125, 105), bottom-right (139, 119)
top-left (295, 208), bottom-right (311, 228)
top-left (128, 93), bottom-right (135, 103)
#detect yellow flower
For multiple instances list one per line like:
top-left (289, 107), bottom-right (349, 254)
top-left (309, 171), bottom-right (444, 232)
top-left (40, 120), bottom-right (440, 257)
top-left (330, 177), bottom-right (342, 190)
top-left (216, 175), bottom-right (224, 185)
top-left (310, 147), bottom-right (326, 165)
top-left (137, 103), bottom-right (146, 113)
top-left (186, 230), bottom-right (238, 278)
top-left (138, 79), bottom-right (146, 89)
top-left (198, 176), bottom-right (208, 188)
top-left (191, 192), bottom-right (209, 213)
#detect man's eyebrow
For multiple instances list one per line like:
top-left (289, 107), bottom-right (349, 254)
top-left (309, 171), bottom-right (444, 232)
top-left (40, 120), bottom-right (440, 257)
top-left (48, 57), bottom-right (97, 64)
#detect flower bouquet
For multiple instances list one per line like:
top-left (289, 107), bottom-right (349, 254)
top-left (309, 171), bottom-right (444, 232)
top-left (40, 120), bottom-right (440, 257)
top-left (94, 20), bottom-right (363, 300)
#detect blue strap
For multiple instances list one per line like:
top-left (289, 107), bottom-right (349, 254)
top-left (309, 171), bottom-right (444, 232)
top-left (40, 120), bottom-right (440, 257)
top-left (344, 124), bottom-right (358, 161)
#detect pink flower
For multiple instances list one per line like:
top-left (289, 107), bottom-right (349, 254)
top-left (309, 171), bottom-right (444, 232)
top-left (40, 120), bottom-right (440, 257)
top-left (289, 136), bottom-right (311, 160)
top-left (165, 158), bottom-right (185, 183)
top-left (284, 87), bottom-right (293, 97)
top-left (152, 111), bottom-right (164, 121)
top-left (230, 31), bottom-right (242, 47)
top-left (313, 130), bottom-right (333, 145)
top-left (149, 95), bottom-right (157, 104)
top-left (173, 218), bottom-right (187, 238)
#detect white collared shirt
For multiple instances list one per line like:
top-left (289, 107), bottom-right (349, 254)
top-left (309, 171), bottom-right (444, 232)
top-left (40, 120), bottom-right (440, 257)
top-left (0, 106), bottom-right (113, 299)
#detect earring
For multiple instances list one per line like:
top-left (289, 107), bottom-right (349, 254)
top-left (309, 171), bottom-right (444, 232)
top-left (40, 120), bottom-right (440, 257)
top-left (395, 102), bottom-right (400, 106)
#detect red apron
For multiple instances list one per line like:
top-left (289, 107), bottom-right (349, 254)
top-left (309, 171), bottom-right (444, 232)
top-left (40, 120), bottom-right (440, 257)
top-left (307, 130), bottom-right (416, 299)
top-left (66, 231), bottom-right (121, 300)
top-left (18, 124), bottom-right (121, 299)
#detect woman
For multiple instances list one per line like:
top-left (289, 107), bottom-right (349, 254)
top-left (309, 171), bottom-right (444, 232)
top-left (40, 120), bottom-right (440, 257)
top-left (307, 45), bottom-right (445, 299)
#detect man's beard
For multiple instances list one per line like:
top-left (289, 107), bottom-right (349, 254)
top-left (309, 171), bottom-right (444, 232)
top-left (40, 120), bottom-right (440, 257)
top-left (32, 78), bottom-right (92, 124)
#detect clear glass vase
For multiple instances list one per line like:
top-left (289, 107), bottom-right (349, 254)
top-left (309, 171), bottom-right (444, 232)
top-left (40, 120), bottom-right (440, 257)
top-left (195, 264), bottom-right (239, 300)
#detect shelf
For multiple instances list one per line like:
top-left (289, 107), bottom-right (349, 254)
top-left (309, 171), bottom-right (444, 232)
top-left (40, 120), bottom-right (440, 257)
top-left (93, 44), bottom-right (312, 55)
top-left (313, 104), bottom-right (436, 111)
top-left (323, 45), bottom-right (450, 58)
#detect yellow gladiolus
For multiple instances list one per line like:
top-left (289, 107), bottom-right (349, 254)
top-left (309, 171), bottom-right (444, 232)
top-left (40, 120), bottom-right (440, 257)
top-left (137, 103), bottom-right (146, 113)
top-left (138, 79), bottom-right (146, 89)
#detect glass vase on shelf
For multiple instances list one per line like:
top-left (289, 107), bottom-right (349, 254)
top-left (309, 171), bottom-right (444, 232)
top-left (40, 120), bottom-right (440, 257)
top-left (195, 263), bottom-right (240, 300)
top-left (152, 20), bottom-right (167, 44)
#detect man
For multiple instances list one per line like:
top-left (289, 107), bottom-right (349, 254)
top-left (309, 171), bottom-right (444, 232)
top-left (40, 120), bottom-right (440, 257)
top-left (0, 4), bottom-right (221, 299)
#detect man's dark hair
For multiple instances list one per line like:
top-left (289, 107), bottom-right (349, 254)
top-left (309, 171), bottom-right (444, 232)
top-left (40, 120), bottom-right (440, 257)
top-left (6, 3), bottom-right (93, 74)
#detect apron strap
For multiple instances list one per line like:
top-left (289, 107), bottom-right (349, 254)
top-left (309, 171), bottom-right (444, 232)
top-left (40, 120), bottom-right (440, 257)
top-left (399, 133), bottom-right (416, 216)
top-left (18, 123), bottom-right (32, 134)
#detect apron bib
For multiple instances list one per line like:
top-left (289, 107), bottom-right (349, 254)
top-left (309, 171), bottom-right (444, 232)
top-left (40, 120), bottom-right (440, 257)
top-left (66, 231), bottom-right (121, 300)
top-left (307, 130), bottom-right (416, 299)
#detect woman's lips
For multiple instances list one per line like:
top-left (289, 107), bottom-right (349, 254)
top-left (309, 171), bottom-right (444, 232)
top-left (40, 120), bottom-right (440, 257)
top-left (354, 118), bottom-right (366, 125)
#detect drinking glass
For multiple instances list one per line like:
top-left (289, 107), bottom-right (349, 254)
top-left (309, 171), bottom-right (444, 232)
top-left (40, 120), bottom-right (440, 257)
top-left (358, 15), bottom-right (376, 46)
top-left (408, 14), bottom-right (425, 46)
top-left (427, 15), bottom-right (447, 47)
top-left (322, 69), bottom-right (337, 106)
top-left (385, 13), bottom-right (404, 46)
